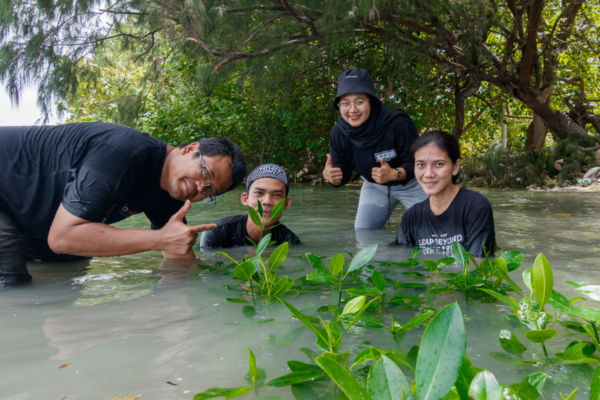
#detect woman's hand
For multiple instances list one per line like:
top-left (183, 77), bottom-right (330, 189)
top-left (323, 154), bottom-right (343, 186)
top-left (372, 158), bottom-right (403, 184)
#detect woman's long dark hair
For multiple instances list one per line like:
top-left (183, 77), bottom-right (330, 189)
top-left (410, 130), bottom-right (461, 184)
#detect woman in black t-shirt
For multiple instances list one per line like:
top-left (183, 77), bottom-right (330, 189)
top-left (395, 130), bottom-right (496, 256)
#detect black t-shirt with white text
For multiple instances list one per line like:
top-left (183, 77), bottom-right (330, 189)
top-left (200, 214), bottom-right (301, 249)
top-left (0, 122), bottom-right (184, 254)
top-left (395, 188), bottom-right (496, 256)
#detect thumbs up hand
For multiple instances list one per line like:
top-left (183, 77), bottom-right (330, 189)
top-left (371, 157), bottom-right (399, 184)
top-left (323, 154), bottom-right (343, 186)
top-left (158, 200), bottom-right (217, 255)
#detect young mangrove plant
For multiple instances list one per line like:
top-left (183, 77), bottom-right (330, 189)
top-left (481, 253), bottom-right (555, 358)
top-left (217, 199), bottom-right (295, 301)
top-left (306, 244), bottom-right (378, 303)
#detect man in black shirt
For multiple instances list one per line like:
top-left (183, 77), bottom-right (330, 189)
top-left (0, 122), bottom-right (247, 285)
top-left (200, 164), bottom-right (300, 249)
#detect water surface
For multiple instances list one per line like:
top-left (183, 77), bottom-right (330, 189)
top-left (1, 186), bottom-right (599, 400)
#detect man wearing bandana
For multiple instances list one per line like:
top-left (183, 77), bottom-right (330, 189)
top-left (200, 164), bottom-right (300, 249)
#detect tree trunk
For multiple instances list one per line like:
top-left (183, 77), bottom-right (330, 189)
top-left (525, 88), bottom-right (551, 150)
top-left (452, 78), bottom-right (481, 140)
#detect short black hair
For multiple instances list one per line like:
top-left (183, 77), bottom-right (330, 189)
top-left (179, 137), bottom-right (247, 193)
top-left (411, 130), bottom-right (461, 184)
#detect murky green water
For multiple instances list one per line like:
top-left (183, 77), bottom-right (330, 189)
top-left (1, 186), bottom-right (599, 400)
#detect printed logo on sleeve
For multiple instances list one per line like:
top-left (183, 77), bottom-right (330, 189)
top-left (120, 205), bottom-right (138, 216)
top-left (374, 150), bottom-right (397, 163)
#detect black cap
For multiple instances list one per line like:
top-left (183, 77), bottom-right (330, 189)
top-left (333, 68), bottom-right (380, 110)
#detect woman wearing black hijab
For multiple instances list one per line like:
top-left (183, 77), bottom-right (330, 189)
top-left (322, 68), bottom-right (428, 229)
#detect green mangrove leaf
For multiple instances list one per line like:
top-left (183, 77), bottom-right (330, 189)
top-left (500, 251), bottom-right (523, 272)
top-left (270, 276), bottom-right (292, 296)
top-left (248, 205), bottom-right (262, 229)
top-left (268, 243), bottom-right (288, 272)
top-left (225, 298), bottom-right (249, 303)
top-left (523, 269), bottom-right (533, 293)
top-left (350, 347), bottom-right (389, 369)
top-left (532, 253), bottom-right (553, 308)
top-left (255, 199), bottom-right (263, 219)
top-left (423, 260), bottom-right (437, 274)
top-left (367, 355), bottom-right (413, 400)
top-left (255, 234), bottom-right (272, 258)
top-left (407, 345), bottom-right (419, 371)
top-left (348, 244), bottom-right (378, 273)
top-left (451, 242), bottom-right (469, 271)
top-left (412, 248), bottom-right (423, 258)
top-left (389, 295), bottom-right (426, 305)
top-left (469, 371), bottom-right (502, 400)
top-left (278, 298), bottom-right (327, 342)
top-left (401, 310), bottom-right (435, 332)
top-left (518, 298), bottom-right (547, 330)
top-left (316, 322), bottom-right (341, 352)
top-left (416, 303), bottom-right (466, 400)
top-left (438, 257), bottom-right (456, 268)
top-left (329, 253), bottom-right (345, 277)
top-left (215, 251), bottom-right (239, 264)
top-left (342, 296), bottom-right (366, 315)
top-left (575, 285), bottom-right (600, 302)
top-left (321, 351), bottom-right (351, 363)
top-left (496, 270), bottom-right (524, 298)
top-left (247, 348), bottom-right (259, 387)
top-left (287, 360), bottom-right (320, 372)
top-left (478, 289), bottom-right (519, 309)
top-left (193, 388), bottom-right (230, 400)
top-left (489, 352), bottom-right (515, 363)
top-left (315, 356), bottom-right (373, 400)
top-left (568, 306), bottom-right (600, 322)
top-left (525, 329), bottom-right (557, 343)
top-left (372, 270), bottom-right (386, 292)
top-left (393, 282), bottom-right (427, 289)
top-left (510, 373), bottom-right (546, 400)
top-left (266, 369), bottom-right (324, 387)
top-left (346, 285), bottom-right (384, 297)
top-left (234, 262), bottom-right (255, 281)
top-left (384, 352), bottom-right (413, 371)
top-left (491, 258), bottom-right (508, 279)
top-left (549, 290), bottom-right (573, 314)
top-left (193, 387), bottom-right (252, 400)
top-left (455, 356), bottom-right (483, 400)
top-left (270, 198), bottom-right (286, 221)
top-left (591, 364), bottom-right (600, 400)
top-left (563, 340), bottom-right (596, 359)
top-left (336, 298), bottom-right (378, 347)
top-left (339, 313), bottom-right (384, 328)
top-left (225, 386), bottom-right (252, 399)
top-left (559, 388), bottom-right (578, 400)
top-left (242, 305), bottom-right (256, 319)
top-left (306, 272), bottom-right (337, 285)
top-left (499, 330), bottom-right (526, 357)
top-left (306, 253), bottom-right (329, 275)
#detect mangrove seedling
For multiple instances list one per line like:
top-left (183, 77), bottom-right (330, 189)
top-left (306, 244), bottom-right (378, 304)
top-left (481, 253), bottom-right (556, 358)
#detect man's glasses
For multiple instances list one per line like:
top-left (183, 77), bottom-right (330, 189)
top-left (198, 149), bottom-right (216, 205)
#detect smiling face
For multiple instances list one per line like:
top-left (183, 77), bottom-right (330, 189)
top-left (241, 177), bottom-right (292, 228)
top-left (414, 143), bottom-right (461, 197)
top-left (161, 142), bottom-right (233, 202)
top-left (339, 93), bottom-right (371, 127)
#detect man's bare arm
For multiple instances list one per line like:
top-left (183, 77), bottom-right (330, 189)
top-left (48, 200), bottom-right (215, 258)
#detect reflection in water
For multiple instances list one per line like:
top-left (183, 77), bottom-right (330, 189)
top-left (0, 186), bottom-right (599, 399)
